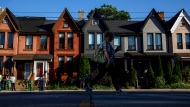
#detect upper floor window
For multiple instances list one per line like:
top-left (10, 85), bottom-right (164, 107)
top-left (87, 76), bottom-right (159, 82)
top-left (2, 17), bottom-right (10, 23)
top-left (155, 33), bottom-right (162, 50)
top-left (89, 33), bottom-right (95, 49)
top-left (97, 33), bottom-right (103, 48)
top-left (63, 21), bottom-right (68, 28)
top-left (92, 20), bottom-right (99, 25)
top-left (147, 33), bottom-right (154, 50)
top-left (40, 35), bottom-right (47, 49)
top-left (68, 33), bottom-right (73, 49)
top-left (7, 33), bottom-right (13, 49)
top-left (114, 36), bottom-right (121, 50)
top-left (26, 35), bottom-right (33, 49)
top-left (128, 36), bottom-right (135, 50)
top-left (58, 56), bottom-right (64, 74)
top-left (0, 33), bottom-right (5, 49)
top-left (59, 33), bottom-right (64, 49)
top-left (66, 56), bottom-right (73, 75)
top-left (177, 33), bottom-right (183, 49)
top-left (185, 33), bottom-right (190, 49)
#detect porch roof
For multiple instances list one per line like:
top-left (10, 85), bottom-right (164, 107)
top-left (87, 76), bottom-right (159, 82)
top-left (175, 53), bottom-right (190, 58)
top-left (12, 54), bottom-right (34, 60)
top-left (33, 54), bottom-right (53, 60)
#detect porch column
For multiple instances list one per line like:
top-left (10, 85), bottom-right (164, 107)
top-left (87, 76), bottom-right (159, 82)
top-left (124, 59), bottom-right (128, 72)
top-left (171, 58), bottom-right (175, 72)
top-left (131, 59), bottom-right (133, 68)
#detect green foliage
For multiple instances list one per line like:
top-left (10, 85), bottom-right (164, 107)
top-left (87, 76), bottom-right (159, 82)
top-left (147, 61), bottom-right (154, 87)
top-left (181, 66), bottom-right (190, 83)
top-left (78, 55), bottom-right (90, 78)
top-left (170, 82), bottom-right (190, 89)
top-left (154, 76), bottom-right (166, 88)
top-left (128, 67), bottom-right (137, 86)
top-left (87, 4), bottom-right (131, 20)
top-left (172, 60), bottom-right (182, 82)
top-left (156, 55), bottom-right (164, 77)
top-left (165, 61), bottom-right (173, 84)
top-left (171, 75), bottom-right (181, 83)
top-left (92, 84), bottom-right (114, 90)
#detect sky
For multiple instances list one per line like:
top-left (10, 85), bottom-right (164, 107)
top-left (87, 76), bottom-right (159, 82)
top-left (0, 0), bottom-right (190, 21)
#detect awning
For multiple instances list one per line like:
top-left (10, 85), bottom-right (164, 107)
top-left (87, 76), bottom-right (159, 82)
top-left (12, 54), bottom-right (53, 61)
top-left (175, 53), bottom-right (190, 60)
top-left (12, 54), bottom-right (34, 60)
top-left (33, 54), bottom-right (53, 60)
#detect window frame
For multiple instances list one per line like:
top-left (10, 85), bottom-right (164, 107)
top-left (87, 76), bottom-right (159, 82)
top-left (128, 36), bottom-right (136, 51)
top-left (185, 33), bottom-right (190, 49)
top-left (92, 20), bottom-right (99, 25)
top-left (114, 35), bottom-right (121, 50)
top-left (68, 33), bottom-right (73, 49)
top-left (88, 33), bottom-right (95, 49)
top-left (59, 33), bottom-right (65, 49)
top-left (63, 21), bottom-right (69, 28)
top-left (58, 56), bottom-right (64, 74)
top-left (155, 33), bottom-right (162, 50)
top-left (25, 35), bottom-right (33, 49)
top-left (0, 32), bottom-right (5, 49)
top-left (177, 33), bottom-right (183, 49)
top-left (147, 33), bottom-right (154, 50)
top-left (97, 33), bottom-right (103, 48)
top-left (7, 32), bottom-right (13, 49)
top-left (66, 56), bottom-right (73, 75)
top-left (40, 35), bottom-right (47, 49)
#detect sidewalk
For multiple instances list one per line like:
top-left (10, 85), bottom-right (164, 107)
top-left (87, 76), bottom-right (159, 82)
top-left (1, 89), bottom-right (190, 92)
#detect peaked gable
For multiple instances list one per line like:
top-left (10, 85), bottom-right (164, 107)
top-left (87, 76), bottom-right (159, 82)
top-left (52, 8), bottom-right (79, 31)
top-left (82, 9), bottom-right (109, 31)
top-left (168, 9), bottom-right (190, 33)
top-left (0, 8), bottom-right (20, 31)
top-left (141, 8), bottom-right (166, 31)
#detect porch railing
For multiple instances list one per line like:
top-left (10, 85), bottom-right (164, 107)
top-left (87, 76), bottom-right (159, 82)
top-left (27, 72), bottom-right (33, 81)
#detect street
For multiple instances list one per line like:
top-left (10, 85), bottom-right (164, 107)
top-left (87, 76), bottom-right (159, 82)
top-left (0, 90), bottom-right (190, 107)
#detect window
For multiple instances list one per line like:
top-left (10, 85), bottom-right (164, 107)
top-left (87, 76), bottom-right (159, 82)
top-left (66, 56), bottom-right (73, 76)
top-left (63, 21), bottom-right (68, 28)
top-left (59, 33), bottom-right (64, 49)
top-left (147, 33), bottom-right (154, 50)
top-left (114, 36), bottom-right (121, 50)
top-left (2, 17), bottom-right (9, 23)
top-left (97, 33), bottom-right (103, 48)
top-left (68, 33), bottom-right (73, 49)
top-left (0, 57), bottom-right (2, 74)
top-left (26, 35), bottom-right (33, 49)
top-left (5, 56), bottom-right (12, 75)
top-left (177, 33), bottom-right (183, 49)
top-left (58, 56), bottom-right (64, 74)
top-left (89, 33), bottom-right (95, 49)
top-left (92, 20), bottom-right (99, 25)
top-left (155, 33), bottom-right (162, 50)
top-left (186, 34), bottom-right (190, 49)
top-left (40, 35), bottom-right (47, 49)
top-left (7, 33), bottom-right (13, 48)
top-left (0, 33), bottom-right (4, 49)
top-left (128, 36), bottom-right (135, 50)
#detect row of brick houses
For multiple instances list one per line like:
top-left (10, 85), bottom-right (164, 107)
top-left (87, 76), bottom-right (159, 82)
top-left (0, 7), bottom-right (190, 88)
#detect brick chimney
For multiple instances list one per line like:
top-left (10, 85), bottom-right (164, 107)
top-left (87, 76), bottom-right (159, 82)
top-left (157, 11), bottom-right (164, 21)
top-left (78, 10), bottom-right (84, 21)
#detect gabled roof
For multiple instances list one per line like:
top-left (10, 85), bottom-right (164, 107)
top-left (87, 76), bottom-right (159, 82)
top-left (52, 8), bottom-right (79, 31)
top-left (141, 8), bottom-right (166, 31)
top-left (105, 20), bottom-right (143, 34)
top-left (166, 9), bottom-right (190, 33)
top-left (0, 8), bottom-right (20, 31)
top-left (82, 9), bottom-right (109, 31)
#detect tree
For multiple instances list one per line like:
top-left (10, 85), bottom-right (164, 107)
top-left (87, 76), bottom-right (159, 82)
top-left (87, 4), bottom-right (131, 20)
top-left (147, 60), bottom-right (154, 87)
top-left (165, 61), bottom-right (172, 84)
top-left (78, 55), bottom-right (90, 78)
top-left (171, 60), bottom-right (182, 83)
top-left (156, 55), bottom-right (164, 77)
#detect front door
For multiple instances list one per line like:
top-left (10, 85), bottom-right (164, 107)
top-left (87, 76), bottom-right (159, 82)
top-left (34, 61), bottom-right (47, 80)
top-left (24, 63), bottom-right (31, 79)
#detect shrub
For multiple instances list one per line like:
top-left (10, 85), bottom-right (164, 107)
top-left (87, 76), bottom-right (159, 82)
top-left (170, 82), bottom-right (190, 89)
top-left (154, 76), bottom-right (166, 88)
top-left (165, 61), bottom-right (172, 84)
top-left (128, 67), bottom-right (137, 87)
top-left (78, 55), bottom-right (90, 78)
top-left (147, 61), bottom-right (154, 87)
top-left (171, 75), bottom-right (181, 83)
top-left (156, 55), bottom-right (164, 77)
top-left (181, 66), bottom-right (190, 83)
top-left (173, 60), bottom-right (182, 81)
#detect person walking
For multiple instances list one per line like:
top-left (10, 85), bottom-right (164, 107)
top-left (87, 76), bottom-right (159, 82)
top-left (86, 31), bottom-right (125, 95)
top-left (10, 73), bottom-right (16, 91)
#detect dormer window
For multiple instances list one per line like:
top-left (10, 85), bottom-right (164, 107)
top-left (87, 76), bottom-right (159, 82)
top-left (63, 21), bottom-right (68, 28)
top-left (92, 20), bottom-right (99, 25)
top-left (2, 17), bottom-right (10, 23)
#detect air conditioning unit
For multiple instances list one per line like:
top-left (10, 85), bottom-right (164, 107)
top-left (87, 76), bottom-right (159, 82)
top-left (0, 45), bottom-right (4, 48)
